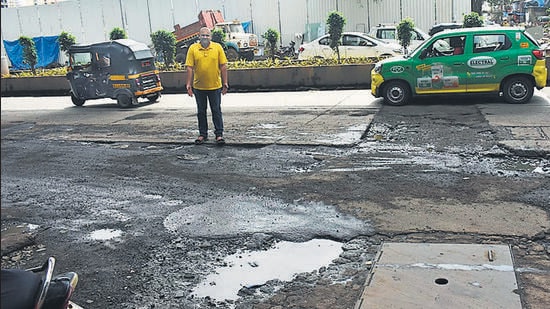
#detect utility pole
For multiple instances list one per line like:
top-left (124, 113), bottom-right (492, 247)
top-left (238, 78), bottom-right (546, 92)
top-left (278, 0), bottom-right (282, 45)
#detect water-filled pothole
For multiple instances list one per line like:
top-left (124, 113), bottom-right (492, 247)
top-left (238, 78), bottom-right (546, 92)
top-left (193, 238), bottom-right (343, 301)
top-left (89, 228), bottom-right (122, 240)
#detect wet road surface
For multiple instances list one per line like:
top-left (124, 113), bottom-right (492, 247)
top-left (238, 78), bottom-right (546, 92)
top-left (1, 90), bottom-right (549, 308)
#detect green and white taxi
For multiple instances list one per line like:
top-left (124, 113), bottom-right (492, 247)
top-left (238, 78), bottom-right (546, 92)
top-left (371, 27), bottom-right (547, 105)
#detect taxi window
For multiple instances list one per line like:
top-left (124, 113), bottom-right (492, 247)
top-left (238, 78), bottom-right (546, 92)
top-left (473, 34), bottom-right (510, 53)
top-left (425, 36), bottom-right (466, 57)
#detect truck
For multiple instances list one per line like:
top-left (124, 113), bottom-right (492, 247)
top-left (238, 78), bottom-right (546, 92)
top-left (173, 10), bottom-right (258, 63)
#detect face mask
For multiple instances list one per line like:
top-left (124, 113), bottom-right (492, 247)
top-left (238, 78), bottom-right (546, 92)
top-left (200, 38), bottom-right (210, 48)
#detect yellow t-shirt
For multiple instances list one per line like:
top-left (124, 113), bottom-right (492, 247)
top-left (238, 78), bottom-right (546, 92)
top-left (185, 41), bottom-right (228, 90)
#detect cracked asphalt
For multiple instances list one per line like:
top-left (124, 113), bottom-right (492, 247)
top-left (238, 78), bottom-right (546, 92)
top-left (1, 89), bottom-right (549, 308)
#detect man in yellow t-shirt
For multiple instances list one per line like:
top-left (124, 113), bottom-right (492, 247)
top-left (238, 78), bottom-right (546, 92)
top-left (185, 27), bottom-right (229, 145)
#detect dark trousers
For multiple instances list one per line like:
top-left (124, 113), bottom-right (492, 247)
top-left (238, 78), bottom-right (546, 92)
top-left (192, 88), bottom-right (223, 138)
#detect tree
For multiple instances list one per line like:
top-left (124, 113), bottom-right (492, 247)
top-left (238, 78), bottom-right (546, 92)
top-left (326, 11), bottom-right (346, 63)
top-left (397, 17), bottom-right (415, 55)
top-left (19, 36), bottom-right (37, 74)
top-left (463, 12), bottom-right (484, 28)
top-left (109, 27), bottom-right (128, 40)
top-left (150, 30), bottom-right (176, 66)
top-left (211, 28), bottom-right (226, 47)
top-left (262, 28), bottom-right (279, 60)
top-left (58, 31), bottom-right (76, 57)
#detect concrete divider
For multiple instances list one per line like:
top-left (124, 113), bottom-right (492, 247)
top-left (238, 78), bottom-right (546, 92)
top-left (2, 61), bottom-right (550, 96)
top-left (1, 64), bottom-right (375, 96)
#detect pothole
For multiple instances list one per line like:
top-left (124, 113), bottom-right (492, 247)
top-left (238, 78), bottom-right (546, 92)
top-left (89, 228), bottom-right (123, 240)
top-left (192, 238), bottom-right (343, 301)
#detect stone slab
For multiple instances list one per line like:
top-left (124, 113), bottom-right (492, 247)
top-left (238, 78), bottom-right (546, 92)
top-left (355, 243), bottom-right (522, 309)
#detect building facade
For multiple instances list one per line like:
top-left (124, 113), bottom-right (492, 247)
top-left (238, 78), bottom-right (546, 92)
top-left (1, 0), bottom-right (472, 62)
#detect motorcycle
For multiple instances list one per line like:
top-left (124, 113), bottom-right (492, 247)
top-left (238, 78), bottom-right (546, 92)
top-left (1, 257), bottom-right (82, 309)
top-left (275, 40), bottom-right (296, 59)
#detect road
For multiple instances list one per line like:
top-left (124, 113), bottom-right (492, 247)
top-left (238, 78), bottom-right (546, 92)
top-left (1, 90), bottom-right (549, 309)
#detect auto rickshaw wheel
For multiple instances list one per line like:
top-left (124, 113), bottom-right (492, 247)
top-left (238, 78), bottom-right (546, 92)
top-left (117, 93), bottom-right (134, 108)
top-left (147, 93), bottom-right (160, 103)
top-left (71, 92), bottom-right (85, 106)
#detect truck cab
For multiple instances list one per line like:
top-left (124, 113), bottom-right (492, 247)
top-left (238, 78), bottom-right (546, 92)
top-left (215, 21), bottom-right (258, 60)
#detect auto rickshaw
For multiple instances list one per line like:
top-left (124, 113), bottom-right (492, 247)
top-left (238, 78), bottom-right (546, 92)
top-left (66, 39), bottom-right (163, 108)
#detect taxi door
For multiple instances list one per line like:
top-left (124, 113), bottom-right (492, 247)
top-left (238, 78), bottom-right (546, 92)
top-left (466, 33), bottom-right (512, 93)
top-left (414, 35), bottom-right (469, 95)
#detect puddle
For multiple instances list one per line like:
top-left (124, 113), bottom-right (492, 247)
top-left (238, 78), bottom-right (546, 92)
top-left (193, 238), bottom-right (343, 301)
top-left (89, 229), bottom-right (123, 240)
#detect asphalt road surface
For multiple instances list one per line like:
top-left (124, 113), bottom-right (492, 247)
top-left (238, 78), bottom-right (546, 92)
top-left (2, 90), bottom-right (549, 309)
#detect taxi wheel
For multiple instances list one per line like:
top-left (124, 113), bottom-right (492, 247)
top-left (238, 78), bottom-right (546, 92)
top-left (117, 93), bottom-right (133, 108)
top-left (383, 81), bottom-right (410, 106)
top-left (502, 77), bottom-right (533, 104)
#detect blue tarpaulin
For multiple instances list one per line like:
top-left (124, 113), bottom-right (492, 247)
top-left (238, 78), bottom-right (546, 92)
top-left (242, 21), bottom-right (252, 33)
top-left (3, 35), bottom-right (59, 70)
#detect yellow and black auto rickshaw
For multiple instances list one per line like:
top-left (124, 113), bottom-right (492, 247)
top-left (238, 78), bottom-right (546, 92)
top-left (66, 39), bottom-right (163, 108)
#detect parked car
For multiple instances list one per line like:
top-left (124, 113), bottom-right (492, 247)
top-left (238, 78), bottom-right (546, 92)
top-left (371, 27), bottom-right (547, 105)
top-left (297, 32), bottom-right (401, 60)
top-left (368, 24), bottom-right (429, 51)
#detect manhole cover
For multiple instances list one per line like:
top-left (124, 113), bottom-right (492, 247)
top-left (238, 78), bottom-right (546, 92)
top-left (355, 242), bottom-right (521, 309)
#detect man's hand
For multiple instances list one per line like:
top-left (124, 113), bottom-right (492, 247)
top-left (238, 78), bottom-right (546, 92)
top-left (186, 85), bottom-right (193, 97)
top-left (222, 83), bottom-right (229, 95)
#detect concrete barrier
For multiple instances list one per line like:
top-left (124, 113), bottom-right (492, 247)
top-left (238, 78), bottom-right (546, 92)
top-left (2, 61), bottom-right (549, 97)
top-left (0, 64), bottom-right (375, 97)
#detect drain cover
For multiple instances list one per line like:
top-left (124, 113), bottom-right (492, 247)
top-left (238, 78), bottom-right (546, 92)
top-left (355, 243), bottom-right (521, 309)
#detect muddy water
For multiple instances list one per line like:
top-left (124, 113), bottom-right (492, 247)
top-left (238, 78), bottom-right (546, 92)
top-left (192, 238), bottom-right (343, 301)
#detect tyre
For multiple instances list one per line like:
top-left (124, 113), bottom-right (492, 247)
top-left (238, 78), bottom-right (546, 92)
top-left (147, 93), bottom-right (160, 103)
top-left (243, 51), bottom-right (255, 61)
top-left (117, 93), bottom-right (133, 108)
top-left (502, 76), bottom-right (533, 104)
top-left (226, 48), bottom-right (239, 61)
top-left (383, 80), bottom-right (411, 106)
top-left (71, 92), bottom-right (85, 106)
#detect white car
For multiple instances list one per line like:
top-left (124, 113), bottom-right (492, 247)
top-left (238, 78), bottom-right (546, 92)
top-left (368, 24), bottom-right (429, 51)
top-left (297, 32), bottom-right (401, 60)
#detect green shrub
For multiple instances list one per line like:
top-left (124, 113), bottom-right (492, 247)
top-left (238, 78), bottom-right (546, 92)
top-left (262, 28), bottom-right (280, 59)
top-left (397, 18), bottom-right (415, 54)
top-left (150, 30), bottom-right (176, 67)
top-left (58, 31), bottom-right (76, 57)
top-left (110, 27), bottom-right (128, 40)
top-left (19, 36), bottom-right (38, 75)
top-left (327, 11), bottom-right (346, 63)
